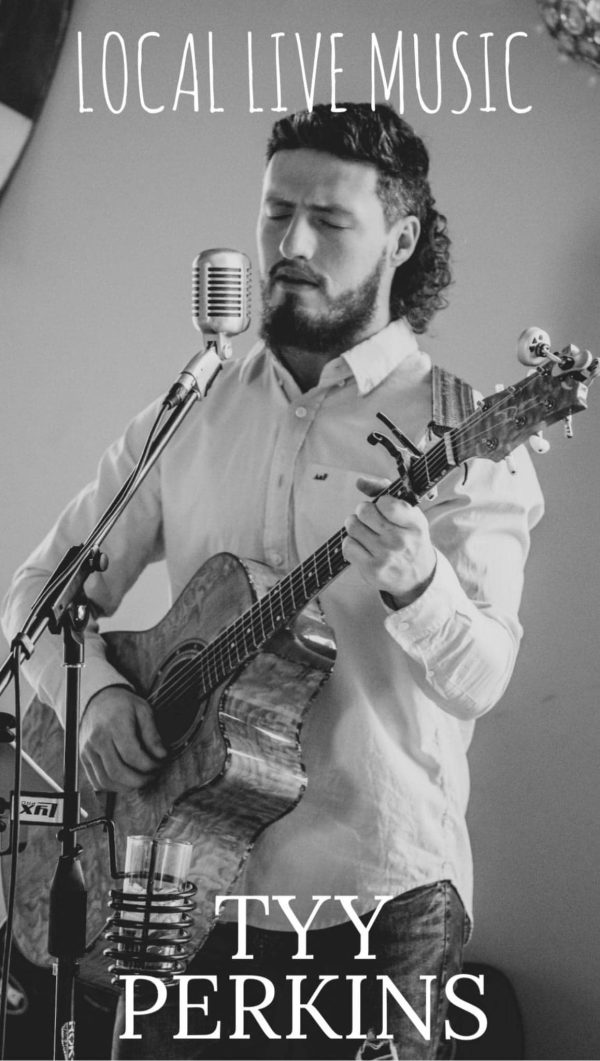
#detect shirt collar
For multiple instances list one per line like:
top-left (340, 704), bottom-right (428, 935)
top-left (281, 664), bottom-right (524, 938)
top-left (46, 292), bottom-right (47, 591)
top-left (338, 318), bottom-right (419, 395)
top-left (245, 318), bottom-right (419, 397)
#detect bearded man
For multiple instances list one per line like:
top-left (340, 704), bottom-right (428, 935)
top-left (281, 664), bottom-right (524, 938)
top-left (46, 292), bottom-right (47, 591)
top-left (2, 102), bottom-right (543, 1059)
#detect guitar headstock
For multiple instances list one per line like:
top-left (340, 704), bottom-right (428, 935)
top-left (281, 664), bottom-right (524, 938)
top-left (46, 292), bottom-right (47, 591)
top-left (368, 331), bottom-right (597, 502)
top-left (453, 334), bottom-right (598, 465)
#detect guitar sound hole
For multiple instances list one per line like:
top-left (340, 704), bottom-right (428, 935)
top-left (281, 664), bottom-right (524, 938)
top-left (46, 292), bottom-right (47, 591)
top-left (150, 641), bottom-right (208, 753)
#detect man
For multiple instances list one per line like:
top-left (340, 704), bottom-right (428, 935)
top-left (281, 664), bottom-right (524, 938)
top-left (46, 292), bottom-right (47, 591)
top-left (2, 103), bottom-right (543, 1059)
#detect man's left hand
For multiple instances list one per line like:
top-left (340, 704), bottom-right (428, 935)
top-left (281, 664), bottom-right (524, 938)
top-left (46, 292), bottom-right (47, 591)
top-left (342, 475), bottom-right (437, 608)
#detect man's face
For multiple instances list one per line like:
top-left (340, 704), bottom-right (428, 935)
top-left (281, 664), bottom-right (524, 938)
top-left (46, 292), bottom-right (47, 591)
top-left (256, 148), bottom-right (417, 356)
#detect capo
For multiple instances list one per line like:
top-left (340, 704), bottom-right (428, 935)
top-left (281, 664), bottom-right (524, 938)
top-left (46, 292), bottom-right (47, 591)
top-left (367, 412), bottom-right (423, 478)
top-left (375, 412), bottom-right (422, 457)
top-left (367, 431), bottom-right (407, 475)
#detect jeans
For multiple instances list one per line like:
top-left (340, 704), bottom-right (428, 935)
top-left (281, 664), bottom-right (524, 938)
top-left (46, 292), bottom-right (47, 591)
top-left (112, 880), bottom-right (466, 1060)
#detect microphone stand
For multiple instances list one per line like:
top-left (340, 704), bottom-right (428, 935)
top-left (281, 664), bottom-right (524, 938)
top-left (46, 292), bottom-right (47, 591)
top-left (0, 341), bottom-right (227, 1060)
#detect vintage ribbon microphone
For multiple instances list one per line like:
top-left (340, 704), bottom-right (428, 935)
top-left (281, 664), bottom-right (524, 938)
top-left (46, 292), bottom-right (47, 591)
top-left (192, 248), bottom-right (252, 354)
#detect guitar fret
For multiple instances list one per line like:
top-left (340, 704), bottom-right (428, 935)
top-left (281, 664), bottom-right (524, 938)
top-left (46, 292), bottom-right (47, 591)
top-left (300, 563), bottom-right (309, 602)
top-left (328, 533), bottom-right (347, 579)
top-left (242, 620), bottom-right (256, 653)
top-left (326, 544), bottom-right (335, 580)
top-left (269, 594), bottom-right (283, 626)
top-left (286, 574), bottom-right (298, 614)
top-left (275, 582), bottom-right (286, 625)
top-left (296, 566), bottom-right (309, 608)
top-left (265, 586), bottom-right (276, 634)
top-left (411, 439), bottom-right (449, 496)
top-left (256, 599), bottom-right (267, 643)
top-left (250, 613), bottom-right (262, 649)
top-left (307, 559), bottom-right (318, 599)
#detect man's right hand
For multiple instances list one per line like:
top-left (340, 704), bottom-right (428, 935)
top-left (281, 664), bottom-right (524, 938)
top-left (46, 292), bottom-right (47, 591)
top-left (80, 685), bottom-right (168, 792)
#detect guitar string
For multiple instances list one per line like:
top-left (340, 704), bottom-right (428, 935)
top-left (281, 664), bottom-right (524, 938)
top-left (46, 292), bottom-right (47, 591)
top-left (146, 378), bottom-right (559, 715)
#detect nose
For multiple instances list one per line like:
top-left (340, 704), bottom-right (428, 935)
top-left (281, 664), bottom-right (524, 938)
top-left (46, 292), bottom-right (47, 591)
top-left (278, 213), bottom-right (315, 261)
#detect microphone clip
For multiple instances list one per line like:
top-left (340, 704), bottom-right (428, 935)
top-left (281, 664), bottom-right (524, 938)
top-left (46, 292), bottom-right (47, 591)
top-left (163, 343), bottom-right (228, 410)
top-left (210, 333), bottom-right (233, 362)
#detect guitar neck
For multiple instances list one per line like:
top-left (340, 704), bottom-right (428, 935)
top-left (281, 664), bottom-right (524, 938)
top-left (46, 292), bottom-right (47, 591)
top-left (197, 431), bottom-right (457, 694)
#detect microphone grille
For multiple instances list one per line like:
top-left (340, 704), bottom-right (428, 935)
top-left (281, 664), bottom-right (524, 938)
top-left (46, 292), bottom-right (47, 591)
top-left (192, 249), bottom-right (251, 335)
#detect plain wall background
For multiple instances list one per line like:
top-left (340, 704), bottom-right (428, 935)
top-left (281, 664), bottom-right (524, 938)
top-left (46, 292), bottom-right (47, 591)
top-left (0, 2), bottom-right (599, 1057)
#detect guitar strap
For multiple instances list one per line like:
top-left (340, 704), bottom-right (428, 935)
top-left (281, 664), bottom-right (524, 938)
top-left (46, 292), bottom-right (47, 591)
top-left (430, 363), bottom-right (476, 432)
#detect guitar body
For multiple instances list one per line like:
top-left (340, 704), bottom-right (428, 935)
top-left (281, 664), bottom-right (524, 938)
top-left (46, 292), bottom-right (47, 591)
top-left (8, 552), bottom-right (336, 989)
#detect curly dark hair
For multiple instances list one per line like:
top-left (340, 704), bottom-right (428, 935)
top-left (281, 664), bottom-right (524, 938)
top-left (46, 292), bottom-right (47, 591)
top-left (266, 103), bottom-right (451, 334)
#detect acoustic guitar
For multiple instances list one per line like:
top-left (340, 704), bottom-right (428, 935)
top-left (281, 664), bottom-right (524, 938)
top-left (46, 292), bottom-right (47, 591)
top-left (4, 344), bottom-right (596, 989)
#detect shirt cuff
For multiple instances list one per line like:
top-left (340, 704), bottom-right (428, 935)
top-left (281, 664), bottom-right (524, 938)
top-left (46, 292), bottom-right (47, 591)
top-left (383, 549), bottom-right (471, 645)
top-left (79, 657), bottom-right (135, 716)
top-left (34, 653), bottom-right (133, 726)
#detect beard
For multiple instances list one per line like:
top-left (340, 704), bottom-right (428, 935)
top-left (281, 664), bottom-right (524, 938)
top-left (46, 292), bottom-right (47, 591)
top-left (259, 256), bottom-right (385, 357)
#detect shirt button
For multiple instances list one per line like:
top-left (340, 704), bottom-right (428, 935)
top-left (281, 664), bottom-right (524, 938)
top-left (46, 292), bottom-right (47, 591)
top-left (295, 406), bottom-right (307, 418)
top-left (271, 552), bottom-right (283, 566)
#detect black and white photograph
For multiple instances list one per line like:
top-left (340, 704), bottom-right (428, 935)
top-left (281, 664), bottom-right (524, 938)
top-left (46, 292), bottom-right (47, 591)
top-left (0, 2), bottom-right (598, 1058)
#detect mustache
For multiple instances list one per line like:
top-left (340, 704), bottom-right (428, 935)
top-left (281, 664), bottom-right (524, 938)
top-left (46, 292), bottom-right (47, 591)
top-left (268, 262), bottom-right (324, 288)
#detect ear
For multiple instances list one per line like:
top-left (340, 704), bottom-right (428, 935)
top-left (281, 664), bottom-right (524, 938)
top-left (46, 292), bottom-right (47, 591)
top-left (388, 215), bottom-right (420, 267)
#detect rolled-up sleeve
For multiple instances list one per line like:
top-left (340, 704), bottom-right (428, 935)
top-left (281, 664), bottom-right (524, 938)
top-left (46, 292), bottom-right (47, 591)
top-left (384, 444), bottom-right (544, 720)
top-left (1, 399), bottom-right (165, 724)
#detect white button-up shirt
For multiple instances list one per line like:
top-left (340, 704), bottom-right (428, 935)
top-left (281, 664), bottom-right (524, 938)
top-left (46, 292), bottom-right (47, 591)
top-left (1, 320), bottom-right (544, 929)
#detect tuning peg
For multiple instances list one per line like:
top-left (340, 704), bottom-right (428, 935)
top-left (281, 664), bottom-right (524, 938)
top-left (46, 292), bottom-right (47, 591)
top-left (563, 415), bottom-right (574, 439)
top-left (554, 344), bottom-right (594, 373)
top-left (517, 327), bottom-right (551, 366)
top-left (529, 431), bottom-right (551, 454)
top-left (504, 454), bottom-right (517, 475)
